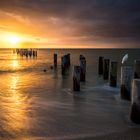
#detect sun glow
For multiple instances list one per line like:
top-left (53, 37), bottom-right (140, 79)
top-left (8, 35), bottom-right (20, 44)
top-left (0, 31), bottom-right (45, 48)
top-left (1, 32), bottom-right (22, 47)
top-left (8, 36), bottom-right (20, 44)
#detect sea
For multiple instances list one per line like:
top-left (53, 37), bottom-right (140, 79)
top-left (0, 48), bottom-right (140, 140)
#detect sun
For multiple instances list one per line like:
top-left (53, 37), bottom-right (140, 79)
top-left (8, 36), bottom-right (20, 44)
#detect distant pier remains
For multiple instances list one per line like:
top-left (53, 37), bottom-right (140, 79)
top-left (14, 49), bottom-right (38, 58)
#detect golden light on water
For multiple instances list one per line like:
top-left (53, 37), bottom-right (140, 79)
top-left (0, 73), bottom-right (31, 134)
top-left (12, 60), bottom-right (19, 70)
top-left (7, 75), bottom-right (28, 131)
top-left (10, 75), bottom-right (19, 90)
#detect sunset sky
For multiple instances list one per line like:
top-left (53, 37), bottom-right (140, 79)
top-left (0, 0), bottom-right (140, 48)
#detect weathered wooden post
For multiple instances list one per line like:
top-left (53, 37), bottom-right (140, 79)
top-left (80, 55), bottom-right (84, 60)
top-left (29, 49), bottom-right (32, 57)
top-left (80, 56), bottom-right (86, 82)
top-left (110, 61), bottom-right (118, 87)
top-left (98, 56), bottom-right (104, 75)
top-left (61, 56), bottom-right (65, 75)
top-left (103, 59), bottom-right (110, 80)
top-left (73, 66), bottom-right (81, 91)
top-left (65, 54), bottom-right (69, 68)
top-left (36, 51), bottom-right (38, 57)
top-left (67, 53), bottom-right (71, 66)
top-left (25, 50), bottom-right (28, 58)
top-left (33, 50), bottom-right (35, 57)
top-left (130, 79), bottom-right (140, 124)
top-left (134, 60), bottom-right (140, 78)
top-left (54, 53), bottom-right (57, 68)
top-left (121, 66), bottom-right (133, 100)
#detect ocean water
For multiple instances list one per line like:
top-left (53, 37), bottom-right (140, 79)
top-left (0, 48), bottom-right (140, 140)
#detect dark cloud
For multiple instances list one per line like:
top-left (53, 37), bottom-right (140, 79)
top-left (0, 0), bottom-right (140, 46)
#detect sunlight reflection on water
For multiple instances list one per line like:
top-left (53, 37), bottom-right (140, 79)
top-left (11, 60), bottom-right (19, 70)
top-left (0, 73), bottom-right (31, 138)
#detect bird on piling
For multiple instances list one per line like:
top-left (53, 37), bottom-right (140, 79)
top-left (122, 54), bottom-right (128, 64)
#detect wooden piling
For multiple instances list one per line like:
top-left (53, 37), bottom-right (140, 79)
top-left (33, 50), bottom-right (35, 57)
top-left (29, 50), bottom-right (32, 57)
top-left (130, 79), bottom-right (140, 124)
top-left (25, 50), bottom-right (28, 58)
top-left (67, 53), bottom-right (71, 66)
top-left (35, 50), bottom-right (37, 57)
top-left (103, 59), bottom-right (110, 80)
top-left (121, 66), bottom-right (133, 100)
top-left (73, 66), bottom-right (81, 91)
top-left (80, 55), bottom-right (84, 60)
top-left (98, 56), bottom-right (104, 75)
top-left (65, 54), bottom-right (69, 68)
top-left (61, 54), bottom-right (71, 75)
top-left (110, 61), bottom-right (117, 87)
top-left (54, 53), bottom-right (57, 68)
top-left (134, 60), bottom-right (140, 78)
top-left (80, 56), bottom-right (86, 82)
top-left (61, 56), bottom-right (65, 75)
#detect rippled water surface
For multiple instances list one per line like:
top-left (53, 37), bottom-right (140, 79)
top-left (0, 49), bottom-right (140, 140)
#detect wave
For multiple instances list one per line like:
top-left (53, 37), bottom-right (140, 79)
top-left (0, 67), bottom-right (36, 73)
top-left (0, 58), bottom-right (39, 61)
top-left (0, 65), bottom-right (56, 74)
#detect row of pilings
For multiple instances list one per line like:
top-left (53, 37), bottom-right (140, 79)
top-left (119, 60), bottom-right (140, 124)
top-left (14, 49), bottom-right (38, 58)
top-left (51, 53), bottom-right (86, 91)
top-left (98, 56), bottom-right (140, 124)
top-left (130, 60), bottom-right (140, 124)
top-left (50, 53), bottom-right (140, 124)
top-left (98, 56), bottom-right (118, 87)
top-left (121, 61), bottom-right (140, 124)
top-left (73, 55), bottom-right (86, 91)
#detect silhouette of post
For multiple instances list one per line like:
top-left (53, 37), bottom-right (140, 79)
top-left (110, 61), bottom-right (117, 87)
top-left (73, 66), bottom-right (81, 91)
top-left (67, 53), bottom-right (71, 66)
top-left (61, 54), bottom-right (71, 75)
top-left (29, 49), bottom-right (32, 57)
top-left (98, 56), bottom-right (104, 75)
top-left (65, 54), bottom-right (69, 68)
top-left (134, 60), bottom-right (140, 78)
top-left (103, 59), bottom-right (110, 80)
top-left (35, 50), bottom-right (37, 57)
top-left (61, 56), bottom-right (65, 75)
top-left (121, 66), bottom-right (133, 100)
top-left (33, 50), bottom-right (35, 58)
top-left (80, 55), bottom-right (86, 82)
top-left (25, 50), bottom-right (28, 58)
top-left (130, 79), bottom-right (140, 124)
top-left (54, 53), bottom-right (57, 68)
